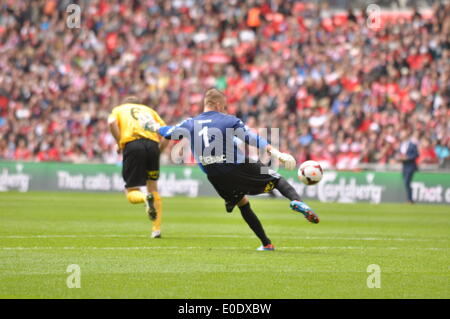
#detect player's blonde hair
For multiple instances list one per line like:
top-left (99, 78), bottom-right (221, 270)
top-left (121, 96), bottom-right (140, 104)
top-left (203, 88), bottom-right (227, 111)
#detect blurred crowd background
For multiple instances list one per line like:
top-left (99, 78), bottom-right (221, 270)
top-left (0, 0), bottom-right (449, 169)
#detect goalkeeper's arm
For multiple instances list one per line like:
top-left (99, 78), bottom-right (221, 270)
top-left (234, 120), bottom-right (296, 170)
top-left (140, 116), bottom-right (192, 141)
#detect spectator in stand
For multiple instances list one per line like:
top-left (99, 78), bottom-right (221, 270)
top-left (14, 139), bottom-right (31, 161)
top-left (418, 138), bottom-right (438, 164)
top-left (435, 139), bottom-right (450, 168)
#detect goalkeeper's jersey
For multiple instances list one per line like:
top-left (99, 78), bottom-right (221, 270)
top-left (108, 103), bottom-right (166, 149)
top-left (158, 111), bottom-right (268, 176)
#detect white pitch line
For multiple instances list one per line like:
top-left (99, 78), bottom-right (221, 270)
top-left (0, 246), bottom-right (238, 250)
top-left (0, 234), bottom-right (147, 239)
top-left (0, 234), bottom-right (447, 242)
top-left (194, 235), bottom-right (449, 242)
top-left (0, 246), bottom-right (447, 251)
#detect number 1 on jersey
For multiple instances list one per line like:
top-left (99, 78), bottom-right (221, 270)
top-left (198, 126), bottom-right (210, 147)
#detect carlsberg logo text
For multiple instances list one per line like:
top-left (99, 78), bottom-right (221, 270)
top-left (289, 172), bottom-right (385, 204)
top-left (0, 166), bottom-right (31, 192)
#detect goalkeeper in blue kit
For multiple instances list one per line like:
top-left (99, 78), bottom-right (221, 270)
top-left (140, 88), bottom-right (319, 251)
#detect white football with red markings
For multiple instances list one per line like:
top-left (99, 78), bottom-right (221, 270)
top-left (298, 160), bottom-right (323, 185)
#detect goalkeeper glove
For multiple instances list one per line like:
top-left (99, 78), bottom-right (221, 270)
top-left (269, 148), bottom-right (296, 170)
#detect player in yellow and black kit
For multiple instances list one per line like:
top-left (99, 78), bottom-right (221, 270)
top-left (108, 97), bottom-right (168, 238)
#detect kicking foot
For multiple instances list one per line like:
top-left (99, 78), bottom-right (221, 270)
top-left (290, 200), bottom-right (319, 224)
top-left (151, 230), bottom-right (161, 238)
top-left (256, 244), bottom-right (275, 251)
top-left (146, 194), bottom-right (157, 221)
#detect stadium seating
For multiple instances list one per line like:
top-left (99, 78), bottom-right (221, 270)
top-left (0, 0), bottom-right (448, 169)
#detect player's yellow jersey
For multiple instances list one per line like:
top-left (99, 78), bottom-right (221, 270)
top-left (108, 103), bottom-right (166, 149)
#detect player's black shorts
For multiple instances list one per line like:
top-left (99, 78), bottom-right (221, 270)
top-left (122, 138), bottom-right (160, 188)
top-left (207, 162), bottom-right (281, 212)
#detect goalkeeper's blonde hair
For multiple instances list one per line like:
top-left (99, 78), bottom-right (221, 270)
top-left (203, 88), bottom-right (226, 112)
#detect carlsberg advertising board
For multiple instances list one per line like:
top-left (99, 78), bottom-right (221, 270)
top-left (0, 161), bottom-right (449, 205)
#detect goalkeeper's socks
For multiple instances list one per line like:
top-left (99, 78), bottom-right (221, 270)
top-left (275, 177), bottom-right (301, 201)
top-left (126, 190), bottom-right (147, 204)
top-left (239, 202), bottom-right (271, 246)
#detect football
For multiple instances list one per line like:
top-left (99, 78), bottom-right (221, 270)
top-left (298, 160), bottom-right (323, 185)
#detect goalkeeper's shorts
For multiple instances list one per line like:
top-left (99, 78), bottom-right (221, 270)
top-left (207, 162), bottom-right (281, 212)
top-left (122, 138), bottom-right (160, 188)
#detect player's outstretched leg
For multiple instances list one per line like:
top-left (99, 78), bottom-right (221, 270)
top-left (275, 177), bottom-right (320, 224)
top-left (237, 197), bottom-right (274, 251)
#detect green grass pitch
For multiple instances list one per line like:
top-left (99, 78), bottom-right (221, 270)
top-left (0, 192), bottom-right (448, 299)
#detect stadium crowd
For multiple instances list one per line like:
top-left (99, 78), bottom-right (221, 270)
top-left (0, 0), bottom-right (449, 169)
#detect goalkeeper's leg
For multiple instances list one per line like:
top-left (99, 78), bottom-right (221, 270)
top-left (275, 177), bottom-right (319, 224)
top-left (237, 196), bottom-right (274, 251)
top-left (275, 177), bottom-right (301, 201)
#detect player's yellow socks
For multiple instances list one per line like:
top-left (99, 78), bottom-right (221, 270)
top-left (126, 190), bottom-right (146, 204)
top-left (151, 191), bottom-right (162, 231)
